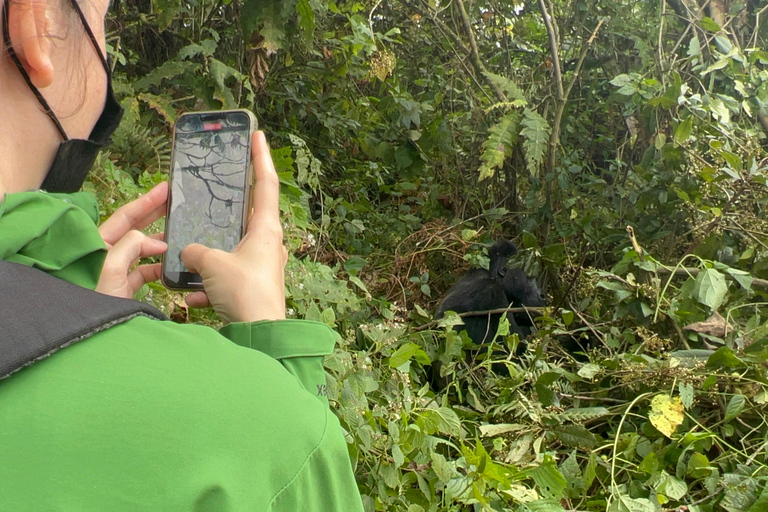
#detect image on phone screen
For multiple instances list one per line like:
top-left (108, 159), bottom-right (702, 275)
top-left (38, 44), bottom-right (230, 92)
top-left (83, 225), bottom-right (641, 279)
top-left (165, 112), bottom-right (251, 277)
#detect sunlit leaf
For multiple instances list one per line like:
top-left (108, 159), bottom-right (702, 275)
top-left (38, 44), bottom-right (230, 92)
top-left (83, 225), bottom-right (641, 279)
top-left (649, 394), bottom-right (684, 438)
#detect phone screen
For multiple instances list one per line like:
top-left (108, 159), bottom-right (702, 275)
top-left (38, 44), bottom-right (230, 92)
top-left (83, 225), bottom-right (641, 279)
top-left (164, 112), bottom-right (252, 284)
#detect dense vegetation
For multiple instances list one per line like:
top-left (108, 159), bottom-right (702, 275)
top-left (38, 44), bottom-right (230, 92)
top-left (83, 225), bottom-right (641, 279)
top-left (98, 0), bottom-right (768, 510)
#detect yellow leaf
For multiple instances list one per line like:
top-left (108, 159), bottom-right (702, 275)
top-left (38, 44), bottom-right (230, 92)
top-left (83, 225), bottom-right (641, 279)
top-left (649, 394), bottom-right (685, 438)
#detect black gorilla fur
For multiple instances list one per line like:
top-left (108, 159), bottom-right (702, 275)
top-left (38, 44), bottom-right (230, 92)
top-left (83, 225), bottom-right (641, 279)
top-left (435, 240), bottom-right (546, 343)
top-left (430, 240), bottom-right (546, 390)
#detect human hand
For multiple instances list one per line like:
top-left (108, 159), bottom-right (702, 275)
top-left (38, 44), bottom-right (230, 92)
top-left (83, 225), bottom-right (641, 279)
top-left (96, 182), bottom-right (168, 298)
top-left (182, 131), bottom-right (288, 323)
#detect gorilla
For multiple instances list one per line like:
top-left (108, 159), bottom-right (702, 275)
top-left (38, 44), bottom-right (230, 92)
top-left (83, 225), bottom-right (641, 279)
top-left (435, 239), bottom-right (546, 343)
top-left (429, 240), bottom-right (546, 391)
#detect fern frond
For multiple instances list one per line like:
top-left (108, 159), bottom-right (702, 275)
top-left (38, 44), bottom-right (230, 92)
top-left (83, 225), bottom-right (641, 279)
top-left (520, 108), bottom-right (551, 176)
top-left (479, 111), bottom-right (522, 181)
top-left (483, 72), bottom-right (527, 105)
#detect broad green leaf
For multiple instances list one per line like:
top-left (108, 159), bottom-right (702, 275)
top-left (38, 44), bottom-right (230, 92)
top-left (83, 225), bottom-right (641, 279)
top-left (431, 452), bottom-right (456, 483)
top-left (721, 150), bottom-right (743, 172)
top-left (701, 17), bottom-right (721, 32)
top-left (608, 496), bottom-right (657, 512)
top-left (706, 346), bottom-right (746, 368)
top-left (695, 268), bottom-right (728, 310)
top-left (657, 471), bottom-right (687, 500)
top-left (687, 452), bottom-right (712, 479)
top-left (389, 342), bottom-right (420, 368)
top-left (724, 394), bottom-right (746, 423)
top-left (391, 443), bottom-right (405, 466)
top-left (674, 117), bottom-right (693, 145)
top-left (418, 406), bottom-right (461, 437)
top-left (701, 57), bottom-right (730, 76)
top-left (529, 462), bottom-right (567, 500)
top-left (209, 58), bottom-right (243, 109)
top-left (688, 34), bottom-right (701, 57)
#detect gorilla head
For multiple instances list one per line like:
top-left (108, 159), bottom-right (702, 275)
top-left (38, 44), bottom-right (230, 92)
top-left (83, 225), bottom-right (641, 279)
top-left (502, 268), bottom-right (547, 308)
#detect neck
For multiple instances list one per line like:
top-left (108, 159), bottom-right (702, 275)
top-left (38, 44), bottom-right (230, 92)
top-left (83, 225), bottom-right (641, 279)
top-left (0, 71), bottom-right (59, 193)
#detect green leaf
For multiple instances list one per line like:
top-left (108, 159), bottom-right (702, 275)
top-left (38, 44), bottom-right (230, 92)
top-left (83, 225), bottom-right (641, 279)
top-left (240, 0), bottom-right (298, 46)
top-left (209, 58), bottom-right (244, 109)
top-left (521, 108), bottom-right (551, 176)
top-left (418, 406), bottom-right (461, 436)
top-left (674, 117), bottom-right (693, 145)
top-left (706, 346), bottom-right (746, 369)
top-left (478, 112), bottom-right (521, 180)
top-left (296, 0), bottom-right (315, 42)
top-left (701, 17), bottom-right (721, 32)
top-left (544, 407), bottom-right (609, 422)
top-left (137, 93), bottom-right (177, 124)
top-left (688, 34), bottom-right (702, 57)
top-left (726, 268), bottom-right (754, 290)
top-left (724, 394), bottom-right (746, 423)
top-left (431, 452), bottom-right (456, 482)
top-left (553, 424), bottom-right (598, 449)
top-left (522, 499), bottom-right (567, 512)
top-left (657, 471), bottom-right (688, 500)
top-left (178, 39), bottom-right (218, 60)
top-left (687, 452), bottom-right (712, 479)
top-left (133, 60), bottom-right (195, 91)
top-left (695, 268), bottom-right (728, 310)
top-left (701, 57), bottom-right (730, 76)
top-left (483, 72), bottom-right (528, 105)
top-left (721, 150), bottom-right (743, 172)
top-left (153, 0), bottom-right (182, 30)
top-left (529, 462), bottom-right (567, 500)
top-left (679, 382), bottom-right (694, 409)
top-left (578, 363), bottom-right (601, 380)
top-left (389, 342), bottom-right (420, 368)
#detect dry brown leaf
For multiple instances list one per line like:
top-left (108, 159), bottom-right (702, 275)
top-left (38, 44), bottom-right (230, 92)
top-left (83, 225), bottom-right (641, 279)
top-left (683, 311), bottom-right (733, 338)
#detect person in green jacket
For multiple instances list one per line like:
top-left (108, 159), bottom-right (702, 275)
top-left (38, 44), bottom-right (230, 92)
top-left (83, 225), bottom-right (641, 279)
top-left (0, 0), bottom-right (365, 510)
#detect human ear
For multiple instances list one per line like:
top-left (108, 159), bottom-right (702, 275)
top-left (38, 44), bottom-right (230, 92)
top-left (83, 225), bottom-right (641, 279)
top-left (8, 0), bottom-right (55, 88)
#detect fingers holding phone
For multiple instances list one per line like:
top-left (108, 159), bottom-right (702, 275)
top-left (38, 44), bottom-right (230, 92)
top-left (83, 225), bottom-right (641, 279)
top-left (96, 182), bottom-right (168, 299)
top-left (181, 130), bottom-right (287, 324)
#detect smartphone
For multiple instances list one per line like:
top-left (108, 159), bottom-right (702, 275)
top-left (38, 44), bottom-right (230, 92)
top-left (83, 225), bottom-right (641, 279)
top-left (161, 110), bottom-right (257, 290)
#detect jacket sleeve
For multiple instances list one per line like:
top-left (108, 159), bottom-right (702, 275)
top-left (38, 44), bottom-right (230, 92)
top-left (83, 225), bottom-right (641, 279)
top-left (267, 408), bottom-right (365, 512)
top-left (219, 319), bottom-right (335, 405)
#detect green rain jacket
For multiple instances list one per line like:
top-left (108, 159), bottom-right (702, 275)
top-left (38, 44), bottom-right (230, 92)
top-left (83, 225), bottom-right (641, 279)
top-left (0, 190), bottom-right (364, 512)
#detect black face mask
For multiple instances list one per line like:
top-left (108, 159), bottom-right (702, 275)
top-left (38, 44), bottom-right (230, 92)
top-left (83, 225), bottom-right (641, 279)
top-left (2, 0), bottom-right (124, 193)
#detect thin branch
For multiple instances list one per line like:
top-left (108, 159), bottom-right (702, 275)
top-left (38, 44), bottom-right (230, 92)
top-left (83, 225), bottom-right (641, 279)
top-left (563, 19), bottom-right (604, 100)
top-left (537, 0), bottom-right (564, 100)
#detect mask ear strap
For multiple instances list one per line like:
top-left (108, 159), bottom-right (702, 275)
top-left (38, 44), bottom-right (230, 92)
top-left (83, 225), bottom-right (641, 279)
top-left (1, 1), bottom-right (69, 140)
top-left (67, 0), bottom-right (111, 78)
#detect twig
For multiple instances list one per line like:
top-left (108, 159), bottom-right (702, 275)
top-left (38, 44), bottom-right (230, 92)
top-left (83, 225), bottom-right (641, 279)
top-left (537, 0), bottom-right (564, 100)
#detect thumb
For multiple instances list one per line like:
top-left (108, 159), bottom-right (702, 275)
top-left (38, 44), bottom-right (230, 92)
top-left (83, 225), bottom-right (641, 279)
top-left (181, 243), bottom-right (209, 274)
